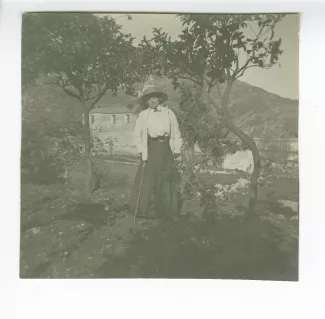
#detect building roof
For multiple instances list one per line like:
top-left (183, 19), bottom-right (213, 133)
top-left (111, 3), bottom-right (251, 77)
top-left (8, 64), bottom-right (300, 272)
top-left (90, 105), bottom-right (133, 114)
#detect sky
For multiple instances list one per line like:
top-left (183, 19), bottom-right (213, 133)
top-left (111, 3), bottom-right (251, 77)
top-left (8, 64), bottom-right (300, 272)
top-left (108, 13), bottom-right (299, 100)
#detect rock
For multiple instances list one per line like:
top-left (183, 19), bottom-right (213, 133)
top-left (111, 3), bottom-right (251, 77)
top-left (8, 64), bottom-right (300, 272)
top-left (27, 227), bottom-right (40, 235)
top-left (278, 200), bottom-right (299, 213)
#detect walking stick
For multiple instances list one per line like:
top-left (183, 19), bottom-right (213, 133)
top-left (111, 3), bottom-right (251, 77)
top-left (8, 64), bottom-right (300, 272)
top-left (134, 161), bottom-right (146, 222)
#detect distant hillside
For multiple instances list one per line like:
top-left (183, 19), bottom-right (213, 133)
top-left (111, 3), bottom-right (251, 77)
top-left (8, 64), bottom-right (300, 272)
top-left (227, 81), bottom-right (298, 138)
top-left (96, 78), bottom-right (298, 139)
top-left (24, 76), bottom-right (298, 139)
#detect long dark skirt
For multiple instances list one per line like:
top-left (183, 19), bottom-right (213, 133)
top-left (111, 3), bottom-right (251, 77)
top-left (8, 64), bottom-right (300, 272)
top-left (128, 136), bottom-right (182, 219)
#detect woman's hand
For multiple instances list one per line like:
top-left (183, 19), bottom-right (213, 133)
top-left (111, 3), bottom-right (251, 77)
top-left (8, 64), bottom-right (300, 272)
top-left (139, 153), bottom-right (147, 163)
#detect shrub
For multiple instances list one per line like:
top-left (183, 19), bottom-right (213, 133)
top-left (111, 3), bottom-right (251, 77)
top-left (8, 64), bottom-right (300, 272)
top-left (21, 123), bottom-right (84, 184)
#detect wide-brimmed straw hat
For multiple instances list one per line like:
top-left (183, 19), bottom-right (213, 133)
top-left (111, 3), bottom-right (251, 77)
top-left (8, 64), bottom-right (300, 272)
top-left (136, 75), bottom-right (168, 106)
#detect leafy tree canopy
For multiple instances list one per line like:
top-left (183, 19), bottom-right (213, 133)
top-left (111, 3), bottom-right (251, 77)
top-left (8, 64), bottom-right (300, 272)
top-left (22, 13), bottom-right (139, 109)
top-left (135, 14), bottom-right (284, 96)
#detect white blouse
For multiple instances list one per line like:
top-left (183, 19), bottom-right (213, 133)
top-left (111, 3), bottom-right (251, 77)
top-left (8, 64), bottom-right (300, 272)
top-left (147, 106), bottom-right (171, 138)
top-left (134, 106), bottom-right (183, 160)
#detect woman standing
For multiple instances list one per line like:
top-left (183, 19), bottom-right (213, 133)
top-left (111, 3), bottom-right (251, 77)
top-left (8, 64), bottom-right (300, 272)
top-left (128, 78), bottom-right (183, 220)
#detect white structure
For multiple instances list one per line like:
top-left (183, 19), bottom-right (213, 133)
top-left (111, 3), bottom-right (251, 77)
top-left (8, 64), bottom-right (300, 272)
top-left (222, 150), bottom-right (254, 174)
top-left (87, 106), bottom-right (138, 156)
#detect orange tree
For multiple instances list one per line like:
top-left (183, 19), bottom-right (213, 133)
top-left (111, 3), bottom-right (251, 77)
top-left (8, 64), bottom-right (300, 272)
top-left (138, 14), bottom-right (285, 212)
top-left (22, 13), bottom-right (139, 196)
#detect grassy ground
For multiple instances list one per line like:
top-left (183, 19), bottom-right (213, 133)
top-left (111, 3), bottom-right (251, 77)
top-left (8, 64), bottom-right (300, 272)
top-left (20, 159), bottom-right (299, 280)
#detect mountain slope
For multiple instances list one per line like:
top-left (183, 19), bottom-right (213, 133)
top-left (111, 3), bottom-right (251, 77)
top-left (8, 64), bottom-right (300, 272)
top-left (227, 81), bottom-right (298, 138)
top-left (25, 76), bottom-right (298, 139)
top-left (97, 78), bottom-right (298, 139)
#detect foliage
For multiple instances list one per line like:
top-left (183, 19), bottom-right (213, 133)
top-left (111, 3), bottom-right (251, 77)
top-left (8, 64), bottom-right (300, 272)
top-left (182, 169), bottom-right (250, 220)
top-left (141, 14), bottom-right (284, 87)
top-left (90, 128), bottom-right (117, 156)
top-left (22, 84), bottom-right (83, 182)
top-left (177, 83), bottom-right (207, 149)
top-left (135, 13), bottom-right (285, 210)
top-left (22, 13), bottom-right (143, 194)
top-left (22, 13), bottom-right (138, 103)
top-left (177, 82), bottom-right (229, 155)
top-left (21, 130), bottom-right (61, 184)
top-left (21, 122), bottom-right (84, 183)
top-left (175, 81), bottom-right (241, 195)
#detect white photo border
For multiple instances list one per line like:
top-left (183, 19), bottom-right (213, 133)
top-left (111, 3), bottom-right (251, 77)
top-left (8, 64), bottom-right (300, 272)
top-left (1, 1), bottom-right (324, 319)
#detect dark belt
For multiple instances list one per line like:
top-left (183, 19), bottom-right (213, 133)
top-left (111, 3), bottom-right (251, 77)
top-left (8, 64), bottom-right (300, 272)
top-left (149, 135), bottom-right (170, 142)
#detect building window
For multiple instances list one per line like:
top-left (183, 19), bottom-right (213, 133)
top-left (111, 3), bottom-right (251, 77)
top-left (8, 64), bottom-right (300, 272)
top-left (90, 115), bottom-right (95, 124)
top-left (111, 115), bottom-right (116, 124)
top-left (125, 114), bottom-right (130, 124)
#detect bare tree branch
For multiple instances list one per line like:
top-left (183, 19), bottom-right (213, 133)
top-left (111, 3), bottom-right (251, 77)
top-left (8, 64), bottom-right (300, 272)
top-left (234, 52), bottom-right (240, 74)
top-left (234, 58), bottom-right (251, 79)
top-left (84, 82), bottom-right (105, 101)
top-left (204, 89), bottom-right (221, 111)
top-left (215, 82), bottom-right (222, 99)
top-left (64, 69), bottom-right (83, 95)
top-left (255, 24), bottom-right (266, 42)
top-left (235, 61), bottom-right (274, 80)
top-left (90, 85), bottom-right (110, 109)
top-left (51, 81), bottom-right (81, 101)
top-left (226, 67), bottom-right (231, 80)
top-left (259, 24), bottom-right (275, 41)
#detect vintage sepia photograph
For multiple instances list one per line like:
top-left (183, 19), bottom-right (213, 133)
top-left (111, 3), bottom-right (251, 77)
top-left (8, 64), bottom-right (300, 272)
top-left (20, 12), bottom-right (299, 280)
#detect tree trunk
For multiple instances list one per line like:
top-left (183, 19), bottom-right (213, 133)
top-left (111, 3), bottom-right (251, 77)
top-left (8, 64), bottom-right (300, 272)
top-left (182, 143), bottom-right (195, 172)
top-left (82, 104), bottom-right (93, 197)
top-left (208, 80), bottom-right (261, 212)
top-left (222, 109), bottom-right (261, 210)
top-left (188, 144), bottom-right (195, 168)
top-left (64, 161), bottom-right (68, 180)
